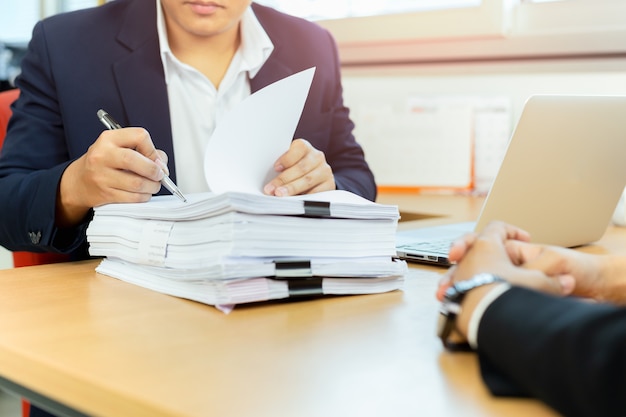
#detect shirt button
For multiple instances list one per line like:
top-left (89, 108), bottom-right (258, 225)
top-left (29, 231), bottom-right (42, 245)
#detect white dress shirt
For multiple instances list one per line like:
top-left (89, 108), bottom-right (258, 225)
top-left (467, 283), bottom-right (511, 349)
top-left (156, 0), bottom-right (274, 193)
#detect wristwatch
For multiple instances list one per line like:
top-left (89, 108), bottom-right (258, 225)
top-left (437, 272), bottom-right (505, 351)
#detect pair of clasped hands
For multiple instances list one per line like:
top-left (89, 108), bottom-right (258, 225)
top-left (57, 128), bottom-right (335, 227)
top-left (438, 220), bottom-right (626, 339)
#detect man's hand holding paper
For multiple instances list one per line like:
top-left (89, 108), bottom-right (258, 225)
top-left (263, 138), bottom-right (336, 197)
top-left (203, 67), bottom-right (321, 196)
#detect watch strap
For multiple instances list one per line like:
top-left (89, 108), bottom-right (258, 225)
top-left (438, 273), bottom-right (505, 351)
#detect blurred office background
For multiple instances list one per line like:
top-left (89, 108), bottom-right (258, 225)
top-left (0, 1), bottom-right (625, 412)
top-left (2, 0), bottom-right (626, 270)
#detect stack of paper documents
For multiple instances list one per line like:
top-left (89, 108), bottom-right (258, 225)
top-left (94, 260), bottom-right (404, 307)
top-left (88, 190), bottom-right (406, 309)
top-left (87, 68), bottom-right (406, 310)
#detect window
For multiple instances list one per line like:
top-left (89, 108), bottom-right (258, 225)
top-left (59, 0), bottom-right (101, 12)
top-left (512, 0), bottom-right (626, 36)
top-left (258, 0), bottom-right (504, 44)
top-left (286, 0), bottom-right (626, 66)
top-left (0, 1), bottom-right (40, 43)
top-left (0, 0), bottom-right (103, 43)
top-left (2, 0), bottom-right (625, 64)
top-left (255, 0), bottom-right (481, 20)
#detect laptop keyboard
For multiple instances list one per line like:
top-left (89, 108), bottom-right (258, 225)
top-left (397, 239), bottom-right (452, 254)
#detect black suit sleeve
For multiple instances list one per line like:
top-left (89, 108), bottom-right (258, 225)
top-left (315, 29), bottom-right (377, 201)
top-left (476, 286), bottom-right (626, 417)
top-left (0, 21), bottom-right (90, 256)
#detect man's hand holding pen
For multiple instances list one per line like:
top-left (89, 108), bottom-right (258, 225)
top-left (55, 124), bottom-right (172, 228)
top-left (97, 110), bottom-right (186, 202)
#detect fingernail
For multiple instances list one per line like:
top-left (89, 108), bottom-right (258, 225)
top-left (275, 164), bottom-right (284, 172)
top-left (264, 184), bottom-right (275, 195)
top-left (155, 158), bottom-right (170, 176)
top-left (558, 276), bottom-right (576, 294)
top-left (275, 187), bottom-right (288, 196)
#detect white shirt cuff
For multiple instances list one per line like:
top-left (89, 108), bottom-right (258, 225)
top-left (467, 283), bottom-right (511, 349)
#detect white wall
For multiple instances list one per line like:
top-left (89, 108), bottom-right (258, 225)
top-left (342, 58), bottom-right (626, 123)
top-left (341, 57), bottom-right (626, 191)
top-left (0, 248), bottom-right (12, 270)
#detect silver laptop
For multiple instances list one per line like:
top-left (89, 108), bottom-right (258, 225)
top-left (396, 95), bottom-right (626, 266)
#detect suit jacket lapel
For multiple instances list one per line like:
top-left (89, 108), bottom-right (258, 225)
top-left (250, 4), bottom-right (294, 92)
top-left (111, 0), bottom-right (178, 183)
top-left (250, 58), bottom-right (292, 93)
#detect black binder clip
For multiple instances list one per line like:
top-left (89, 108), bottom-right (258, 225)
top-left (286, 277), bottom-right (324, 298)
top-left (303, 200), bottom-right (331, 217)
top-left (274, 260), bottom-right (313, 278)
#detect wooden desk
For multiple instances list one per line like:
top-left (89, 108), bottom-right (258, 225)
top-left (0, 193), bottom-right (621, 417)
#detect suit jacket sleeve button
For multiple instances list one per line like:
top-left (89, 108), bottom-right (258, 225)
top-left (28, 231), bottom-right (42, 245)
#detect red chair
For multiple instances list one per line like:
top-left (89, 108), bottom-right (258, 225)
top-left (0, 89), bottom-right (70, 268)
top-left (0, 88), bottom-right (70, 416)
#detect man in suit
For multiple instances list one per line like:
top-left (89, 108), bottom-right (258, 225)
top-left (0, 0), bottom-right (376, 262)
top-left (438, 221), bottom-right (626, 417)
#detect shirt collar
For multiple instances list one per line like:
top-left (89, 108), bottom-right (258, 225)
top-left (156, 0), bottom-right (274, 84)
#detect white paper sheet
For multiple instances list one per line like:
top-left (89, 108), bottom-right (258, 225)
top-left (204, 67), bottom-right (316, 194)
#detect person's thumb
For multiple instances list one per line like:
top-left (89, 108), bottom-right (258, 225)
top-left (557, 274), bottom-right (576, 295)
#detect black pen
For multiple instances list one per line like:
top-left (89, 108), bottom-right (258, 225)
top-left (97, 109), bottom-right (187, 202)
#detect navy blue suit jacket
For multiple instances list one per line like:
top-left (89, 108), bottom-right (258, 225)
top-left (477, 287), bottom-right (626, 417)
top-left (0, 0), bottom-right (375, 258)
